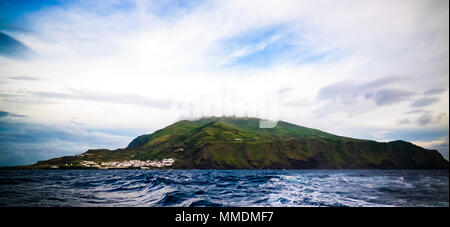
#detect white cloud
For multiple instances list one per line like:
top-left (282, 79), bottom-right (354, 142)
top-left (0, 0), bottom-right (448, 143)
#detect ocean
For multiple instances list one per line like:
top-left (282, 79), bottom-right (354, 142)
top-left (0, 169), bottom-right (448, 207)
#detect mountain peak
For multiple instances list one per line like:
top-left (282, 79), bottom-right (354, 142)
top-left (12, 117), bottom-right (449, 170)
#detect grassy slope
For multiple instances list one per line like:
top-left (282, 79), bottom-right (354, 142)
top-left (24, 117), bottom-right (449, 169)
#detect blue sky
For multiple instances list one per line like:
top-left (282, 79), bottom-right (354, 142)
top-left (0, 0), bottom-right (449, 166)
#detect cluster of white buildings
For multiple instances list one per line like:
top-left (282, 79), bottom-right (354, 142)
top-left (79, 160), bottom-right (101, 168)
top-left (78, 158), bottom-right (176, 169)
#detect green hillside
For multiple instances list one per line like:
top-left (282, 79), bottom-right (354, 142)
top-left (12, 117), bottom-right (449, 169)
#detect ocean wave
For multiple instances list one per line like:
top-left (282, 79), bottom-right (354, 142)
top-left (0, 169), bottom-right (448, 207)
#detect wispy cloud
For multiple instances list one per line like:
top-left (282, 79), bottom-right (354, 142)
top-left (410, 97), bottom-right (440, 107)
top-left (317, 76), bottom-right (409, 102)
top-left (398, 118), bottom-right (411, 125)
top-left (0, 0), bottom-right (448, 163)
top-left (35, 90), bottom-right (172, 109)
top-left (7, 75), bottom-right (38, 81)
top-left (315, 77), bottom-right (417, 116)
top-left (418, 112), bottom-right (433, 126)
top-left (372, 89), bottom-right (416, 106)
top-left (424, 88), bottom-right (446, 95)
top-left (0, 110), bottom-right (26, 118)
top-left (405, 109), bottom-right (424, 115)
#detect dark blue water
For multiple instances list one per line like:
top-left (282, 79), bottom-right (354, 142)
top-left (0, 170), bottom-right (448, 207)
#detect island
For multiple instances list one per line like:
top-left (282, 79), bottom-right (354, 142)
top-left (5, 117), bottom-right (449, 169)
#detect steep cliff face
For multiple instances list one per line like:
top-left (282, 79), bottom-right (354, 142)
top-left (20, 117), bottom-right (449, 169)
